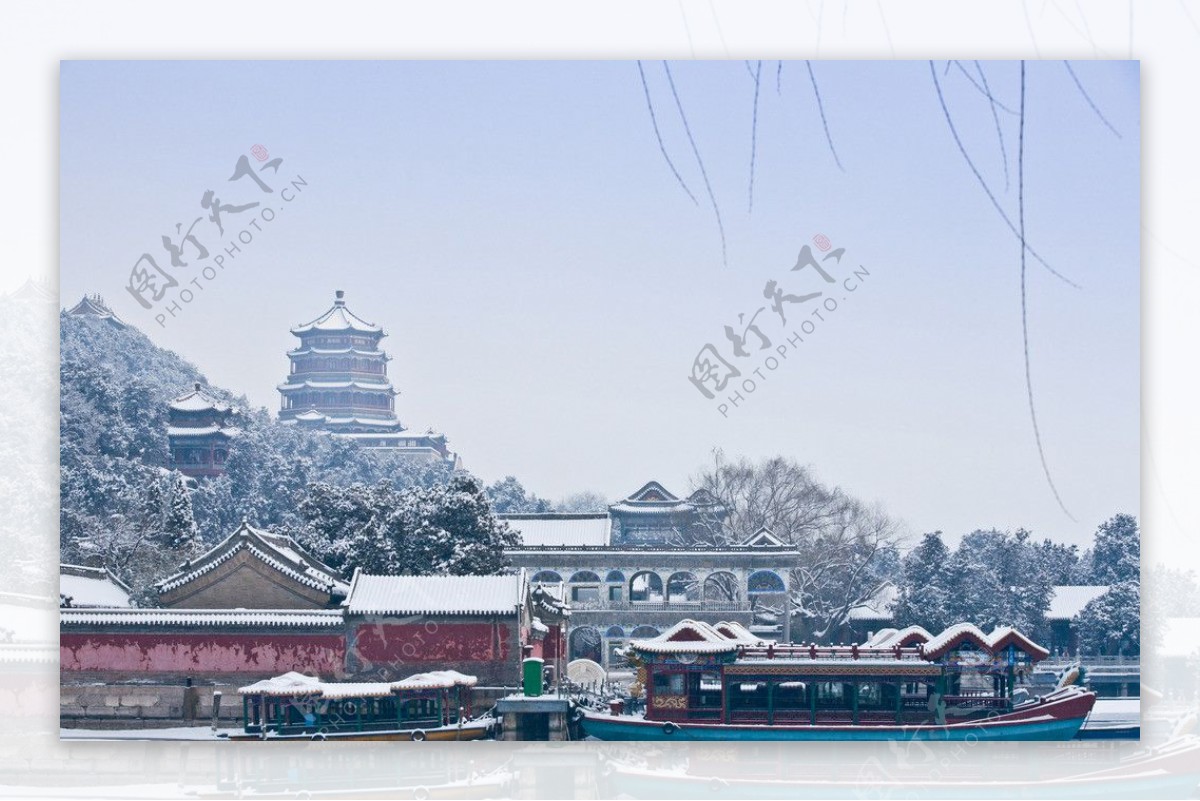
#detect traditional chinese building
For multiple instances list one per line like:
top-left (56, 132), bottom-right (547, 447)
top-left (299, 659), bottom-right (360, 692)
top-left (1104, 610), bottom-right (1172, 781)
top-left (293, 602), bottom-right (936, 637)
top-left (61, 565), bottom-right (566, 727)
top-left (278, 290), bottom-right (458, 466)
top-left (59, 564), bottom-right (133, 609)
top-left (66, 294), bottom-right (126, 327)
top-left (502, 481), bottom-right (799, 669)
top-left (167, 383), bottom-right (240, 478)
top-left (155, 520), bottom-right (349, 609)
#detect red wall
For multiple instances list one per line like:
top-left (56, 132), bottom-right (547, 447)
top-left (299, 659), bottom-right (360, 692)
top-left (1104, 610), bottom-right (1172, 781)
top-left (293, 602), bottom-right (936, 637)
top-left (351, 621), bottom-right (511, 668)
top-left (60, 632), bottom-right (346, 676)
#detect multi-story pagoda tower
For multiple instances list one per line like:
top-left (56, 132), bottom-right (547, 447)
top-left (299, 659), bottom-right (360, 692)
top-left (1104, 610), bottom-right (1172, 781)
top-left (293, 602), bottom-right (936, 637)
top-left (168, 383), bottom-right (239, 478)
top-left (279, 290), bottom-right (457, 465)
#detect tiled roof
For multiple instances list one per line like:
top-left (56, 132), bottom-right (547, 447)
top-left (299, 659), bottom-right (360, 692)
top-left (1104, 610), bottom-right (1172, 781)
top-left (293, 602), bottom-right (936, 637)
top-left (239, 669), bottom-right (477, 697)
top-left (61, 609), bottom-right (343, 627)
top-left (291, 291), bottom-right (382, 335)
top-left (628, 619), bottom-right (741, 655)
top-left (155, 522), bottom-right (348, 597)
top-left (919, 623), bottom-right (1049, 661)
top-left (59, 564), bottom-right (132, 608)
top-left (501, 514), bottom-right (610, 547)
top-left (1046, 585), bottom-right (1109, 621)
top-left (345, 571), bottom-right (524, 616)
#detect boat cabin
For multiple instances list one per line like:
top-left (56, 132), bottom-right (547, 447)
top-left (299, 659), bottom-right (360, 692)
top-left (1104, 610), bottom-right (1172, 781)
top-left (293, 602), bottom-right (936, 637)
top-left (238, 669), bottom-right (477, 737)
top-left (625, 620), bottom-right (1049, 727)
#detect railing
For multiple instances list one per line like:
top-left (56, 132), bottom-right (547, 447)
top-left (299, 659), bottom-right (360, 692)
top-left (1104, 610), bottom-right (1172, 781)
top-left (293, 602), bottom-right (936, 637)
top-left (567, 599), bottom-right (752, 612)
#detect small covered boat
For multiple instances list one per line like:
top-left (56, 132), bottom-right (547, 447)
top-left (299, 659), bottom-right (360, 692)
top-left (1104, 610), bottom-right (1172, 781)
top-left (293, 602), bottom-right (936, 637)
top-left (580, 620), bottom-right (1096, 741)
top-left (232, 669), bottom-right (495, 741)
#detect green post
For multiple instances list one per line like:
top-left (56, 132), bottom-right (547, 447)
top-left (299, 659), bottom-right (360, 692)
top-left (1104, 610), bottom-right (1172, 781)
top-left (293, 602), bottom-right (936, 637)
top-left (894, 681), bottom-right (903, 724)
top-left (810, 683), bottom-right (817, 725)
top-left (851, 684), bottom-right (859, 725)
top-left (767, 681), bottom-right (775, 725)
top-left (523, 658), bottom-right (545, 697)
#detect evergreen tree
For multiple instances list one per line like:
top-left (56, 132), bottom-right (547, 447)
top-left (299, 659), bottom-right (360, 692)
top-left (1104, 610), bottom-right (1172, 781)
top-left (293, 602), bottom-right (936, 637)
top-left (1090, 513), bottom-right (1139, 584)
top-left (891, 531), bottom-right (956, 632)
top-left (1075, 580), bottom-right (1140, 656)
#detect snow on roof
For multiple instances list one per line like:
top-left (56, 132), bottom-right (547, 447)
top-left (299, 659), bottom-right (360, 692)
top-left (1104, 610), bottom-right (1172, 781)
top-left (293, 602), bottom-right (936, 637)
top-left (278, 379), bottom-right (395, 392)
top-left (345, 572), bottom-right (524, 616)
top-left (866, 625), bottom-right (932, 648)
top-left (239, 669), bottom-right (477, 697)
top-left (169, 384), bottom-right (231, 413)
top-left (167, 425), bottom-right (235, 438)
top-left (919, 623), bottom-right (1048, 661)
top-left (59, 565), bottom-right (132, 608)
top-left (628, 619), bottom-right (741, 655)
top-left (501, 514), bottom-right (611, 547)
top-left (291, 291), bottom-right (382, 335)
top-left (1046, 585), bottom-right (1109, 621)
top-left (293, 410), bottom-right (328, 422)
top-left (61, 609), bottom-right (343, 627)
top-left (848, 583), bottom-right (900, 621)
top-left (155, 522), bottom-right (347, 596)
top-left (67, 295), bottom-right (126, 326)
top-left (712, 621), bottom-right (761, 643)
top-left (287, 346), bottom-right (386, 357)
top-left (739, 527), bottom-right (785, 548)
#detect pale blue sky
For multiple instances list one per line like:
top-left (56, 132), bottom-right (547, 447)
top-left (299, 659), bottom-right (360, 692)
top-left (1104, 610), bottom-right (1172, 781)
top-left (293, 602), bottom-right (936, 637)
top-left (60, 60), bottom-right (1139, 547)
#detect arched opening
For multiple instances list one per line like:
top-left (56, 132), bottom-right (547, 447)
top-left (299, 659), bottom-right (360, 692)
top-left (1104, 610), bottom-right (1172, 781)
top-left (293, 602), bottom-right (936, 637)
top-left (747, 570), bottom-right (786, 595)
top-left (667, 571), bottom-right (701, 603)
top-left (703, 571), bottom-right (742, 605)
top-left (605, 570), bottom-right (626, 584)
top-left (629, 571), bottom-right (663, 603)
top-left (569, 570), bottom-right (601, 583)
top-left (630, 625), bottom-right (660, 639)
top-left (530, 570), bottom-right (562, 584)
top-left (569, 626), bottom-right (602, 663)
top-left (605, 625), bottom-right (625, 638)
top-left (568, 570), bottom-right (601, 604)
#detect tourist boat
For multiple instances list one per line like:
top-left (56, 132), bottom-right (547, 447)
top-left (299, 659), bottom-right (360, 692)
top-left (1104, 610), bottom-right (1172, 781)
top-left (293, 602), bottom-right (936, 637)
top-left (580, 620), bottom-right (1096, 741)
top-left (231, 670), bottom-right (496, 741)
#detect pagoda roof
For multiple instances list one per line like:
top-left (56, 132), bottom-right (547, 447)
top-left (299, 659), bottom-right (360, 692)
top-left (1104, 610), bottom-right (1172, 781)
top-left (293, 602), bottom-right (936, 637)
top-left (608, 481), bottom-right (727, 516)
top-left (156, 520), bottom-right (348, 598)
top-left (167, 425), bottom-right (237, 439)
top-left (67, 294), bottom-right (126, 326)
top-left (287, 346), bottom-right (387, 358)
top-left (278, 379), bottom-right (396, 392)
top-left (291, 290), bottom-right (382, 336)
top-left (170, 383), bottom-right (233, 413)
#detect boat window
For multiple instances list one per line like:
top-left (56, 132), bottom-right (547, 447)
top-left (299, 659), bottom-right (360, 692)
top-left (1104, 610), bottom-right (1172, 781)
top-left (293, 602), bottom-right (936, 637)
top-left (689, 672), bottom-right (723, 708)
top-left (857, 683), bottom-right (883, 708)
top-left (815, 682), bottom-right (846, 707)
top-left (653, 673), bottom-right (685, 695)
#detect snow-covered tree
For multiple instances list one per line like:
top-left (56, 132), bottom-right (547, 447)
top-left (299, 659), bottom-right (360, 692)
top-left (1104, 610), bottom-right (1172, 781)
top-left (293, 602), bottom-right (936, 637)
top-left (891, 531), bottom-right (957, 633)
top-left (689, 451), bottom-right (903, 643)
top-left (1089, 513), bottom-right (1139, 584)
top-left (556, 491), bottom-right (610, 513)
top-left (303, 474), bottom-right (519, 576)
top-left (485, 476), bottom-right (551, 513)
top-left (1075, 580), bottom-right (1140, 656)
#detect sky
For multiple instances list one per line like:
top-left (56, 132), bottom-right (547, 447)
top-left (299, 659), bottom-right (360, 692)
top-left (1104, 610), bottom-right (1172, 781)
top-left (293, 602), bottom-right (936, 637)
top-left (59, 60), bottom-right (1140, 548)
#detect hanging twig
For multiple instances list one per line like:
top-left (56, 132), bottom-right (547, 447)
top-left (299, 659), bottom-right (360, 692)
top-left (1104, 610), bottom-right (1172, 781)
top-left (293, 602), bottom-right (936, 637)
top-left (663, 61), bottom-right (729, 267)
top-left (805, 60), bottom-right (845, 172)
top-left (1018, 60), bottom-right (1077, 521)
top-left (929, 61), bottom-right (1079, 289)
top-left (635, 61), bottom-right (699, 205)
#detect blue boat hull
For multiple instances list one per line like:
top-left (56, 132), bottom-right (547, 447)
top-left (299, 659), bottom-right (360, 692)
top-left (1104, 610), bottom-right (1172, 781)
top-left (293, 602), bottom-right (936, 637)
top-left (581, 713), bottom-right (1086, 741)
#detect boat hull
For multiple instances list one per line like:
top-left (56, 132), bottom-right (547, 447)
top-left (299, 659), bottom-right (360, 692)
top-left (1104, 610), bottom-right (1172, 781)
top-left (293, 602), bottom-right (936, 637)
top-left (582, 688), bottom-right (1094, 742)
top-left (228, 720), bottom-right (495, 742)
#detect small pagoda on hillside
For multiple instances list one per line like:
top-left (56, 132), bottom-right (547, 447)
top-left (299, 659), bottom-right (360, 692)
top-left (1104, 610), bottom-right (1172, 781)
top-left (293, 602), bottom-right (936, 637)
top-left (66, 294), bottom-right (126, 327)
top-left (278, 290), bottom-right (457, 466)
top-left (168, 383), bottom-right (240, 478)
